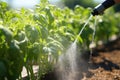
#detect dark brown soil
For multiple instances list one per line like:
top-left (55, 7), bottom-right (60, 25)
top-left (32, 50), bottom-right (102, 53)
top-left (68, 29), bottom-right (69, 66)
top-left (84, 37), bottom-right (120, 80)
top-left (41, 37), bottom-right (120, 80)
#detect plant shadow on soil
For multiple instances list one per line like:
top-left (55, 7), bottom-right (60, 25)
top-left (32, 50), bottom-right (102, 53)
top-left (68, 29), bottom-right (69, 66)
top-left (41, 38), bottom-right (120, 80)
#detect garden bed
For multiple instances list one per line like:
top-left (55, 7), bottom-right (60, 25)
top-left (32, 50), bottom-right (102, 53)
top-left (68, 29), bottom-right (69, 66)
top-left (41, 37), bottom-right (120, 80)
top-left (85, 37), bottom-right (120, 80)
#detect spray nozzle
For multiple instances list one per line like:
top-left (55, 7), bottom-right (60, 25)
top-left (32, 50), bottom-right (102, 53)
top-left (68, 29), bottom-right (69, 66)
top-left (91, 4), bottom-right (105, 16)
top-left (91, 9), bottom-right (99, 16)
top-left (91, 0), bottom-right (115, 16)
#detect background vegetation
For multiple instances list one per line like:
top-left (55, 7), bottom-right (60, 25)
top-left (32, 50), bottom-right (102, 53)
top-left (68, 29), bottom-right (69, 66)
top-left (62, 0), bottom-right (97, 9)
top-left (0, 0), bottom-right (120, 80)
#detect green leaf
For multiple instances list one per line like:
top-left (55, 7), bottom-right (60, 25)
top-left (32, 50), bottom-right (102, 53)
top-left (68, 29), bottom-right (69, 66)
top-left (0, 25), bottom-right (13, 44)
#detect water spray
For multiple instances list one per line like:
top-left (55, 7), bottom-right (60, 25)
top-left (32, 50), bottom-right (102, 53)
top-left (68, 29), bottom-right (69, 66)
top-left (89, 16), bottom-right (97, 63)
top-left (57, 14), bottom-right (98, 80)
top-left (74, 14), bottom-right (97, 62)
top-left (74, 15), bottom-right (93, 44)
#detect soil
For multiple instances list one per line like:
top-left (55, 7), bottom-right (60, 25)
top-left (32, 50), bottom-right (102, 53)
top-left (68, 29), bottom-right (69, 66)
top-left (41, 37), bottom-right (120, 80)
top-left (85, 37), bottom-right (120, 80)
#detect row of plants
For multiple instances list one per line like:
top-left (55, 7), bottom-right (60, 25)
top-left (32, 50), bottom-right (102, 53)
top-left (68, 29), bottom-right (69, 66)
top-left (0, 0), bottom-right (120, 80)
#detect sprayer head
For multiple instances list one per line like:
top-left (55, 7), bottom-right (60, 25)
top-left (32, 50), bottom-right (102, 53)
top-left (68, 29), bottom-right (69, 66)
top-left (91, 0), bottom-right (115, 16)
top-left (91, 4), bottom-right (105, 16)
top-left (91, 9), bottom-right (99, 16)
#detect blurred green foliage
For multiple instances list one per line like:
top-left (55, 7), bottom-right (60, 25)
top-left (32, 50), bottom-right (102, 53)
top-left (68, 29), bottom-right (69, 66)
top-left (62, 0), bottom-right (97, 9)
top-left (0, 0), bottom-right (120, 80)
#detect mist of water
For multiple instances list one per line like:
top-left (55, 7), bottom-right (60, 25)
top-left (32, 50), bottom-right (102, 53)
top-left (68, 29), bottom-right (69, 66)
top-left (89, 16), bottom-right (97, 62)
top-left (56, 15), bottom-right (93, 80)
top-left (74, 15), bottom-right (93, 43)
top-left (57, 42), bottom-right (78, 80)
